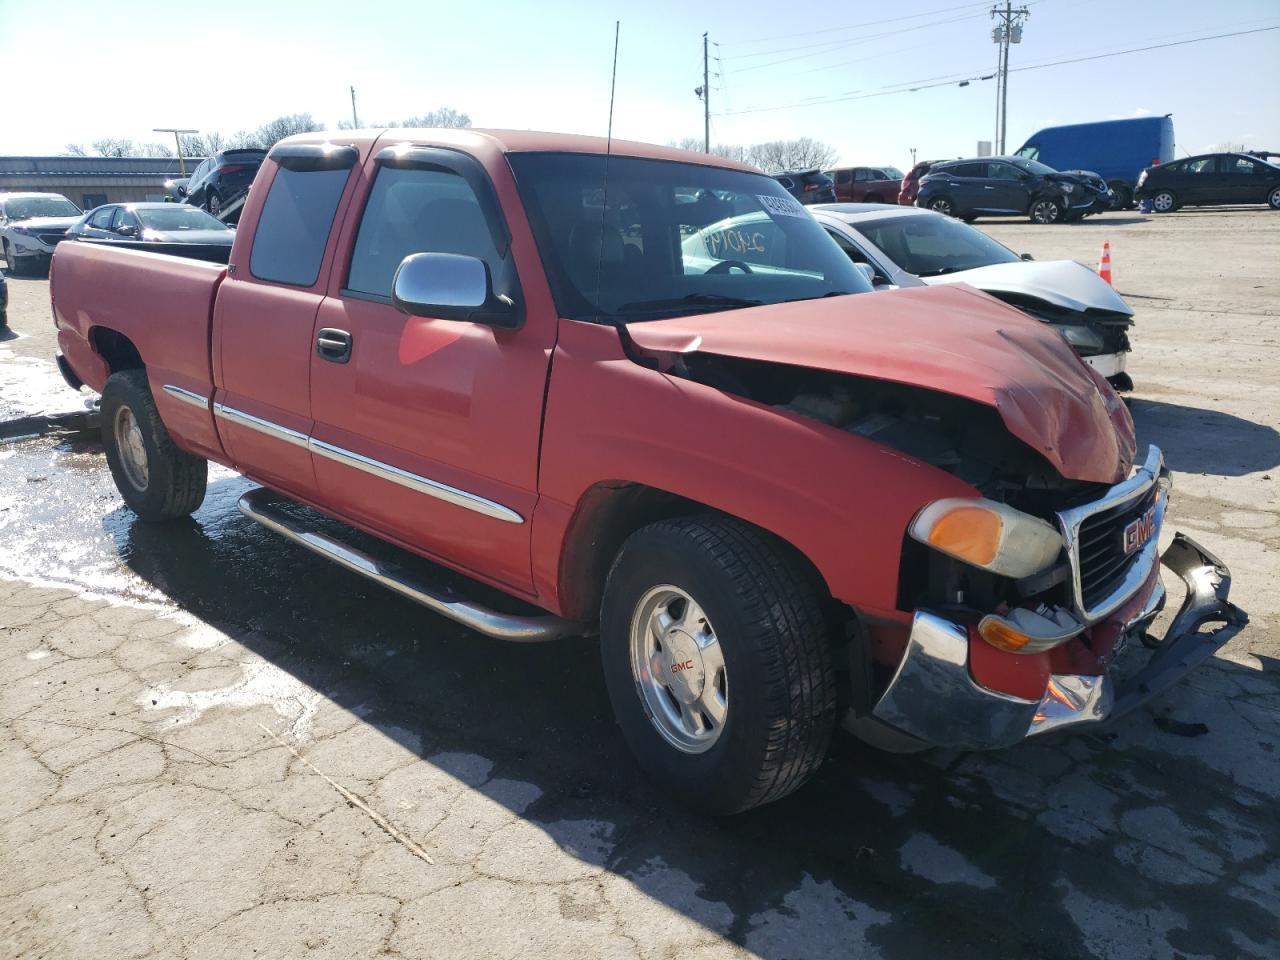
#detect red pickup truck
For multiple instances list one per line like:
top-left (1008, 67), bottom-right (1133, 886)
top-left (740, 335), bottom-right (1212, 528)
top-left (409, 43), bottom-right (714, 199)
top-left (50, 130), bottom-right (1245, 814)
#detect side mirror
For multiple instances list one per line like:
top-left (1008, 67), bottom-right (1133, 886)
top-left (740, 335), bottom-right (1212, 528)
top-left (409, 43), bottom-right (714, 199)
top-left (392, 252), bottom-right (519, 328)
top-left (116, 224), bottom-right (138, 237)
top-left (853, 262), bottom-right (877, 286)
top-left (1020, 252), bottom-right (1034, 261)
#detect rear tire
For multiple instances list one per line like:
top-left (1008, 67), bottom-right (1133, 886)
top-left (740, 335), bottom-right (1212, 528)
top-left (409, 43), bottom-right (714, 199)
top-left (1109, 182), bottom-right (1133, 210)
top-left (927, 197), bottom-right (955, 218)
top-left (1151, 190), bottom-right (1178, 213)
top-left (600, 516), bottom-right (837, 815)
top-left (1268, 186), bottom-right (1280, 210)
top-left (206, 189), bottom-right (222, 216)
top-left (101, 370), bottom-right (207, 522)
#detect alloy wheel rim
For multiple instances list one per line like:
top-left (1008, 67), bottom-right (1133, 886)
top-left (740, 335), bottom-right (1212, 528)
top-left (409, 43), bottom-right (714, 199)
top-left (1033, 200), bottom-right (1059, 223)
top-left (1154, 193), bottom-right (1174, 212)
top-left (628, 585), bottom-right (727, 754)
top-left (931, 199), bottom-right (952, 216)
top-left (114, 406), bottom-right (149, 491)
top-left (1270, 188), bottom-right (1280, 209)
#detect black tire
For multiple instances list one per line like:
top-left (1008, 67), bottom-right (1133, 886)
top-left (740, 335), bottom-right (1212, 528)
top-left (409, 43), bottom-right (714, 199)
top-left (927, 196), bottom-right (955, 217)
top-left (101, 370), bottom-right (207, 522)
top-left (1151, 189), bottom-right (1178, 213)
top-left (206, 189), bottom-right (222, 216)
top-left (4, 240), bottom-right (24, 277)
top-left (1109, 182), bottom-right (1133, 210)
top-left (601, 516), bottom-right (837, 815)
top-left (1268, 186), bottom-right (1280, 211)
top-left (1030, 197), bottom-right (1064, 224)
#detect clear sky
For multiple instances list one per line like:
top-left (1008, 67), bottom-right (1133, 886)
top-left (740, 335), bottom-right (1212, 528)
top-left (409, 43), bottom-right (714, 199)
top-left (2, 0), bottom-right (1277, 169)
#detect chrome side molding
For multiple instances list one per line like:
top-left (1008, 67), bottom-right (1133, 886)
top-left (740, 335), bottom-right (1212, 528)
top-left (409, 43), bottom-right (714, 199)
top-left (237, 488), bottom-right (585, 643)
top-left (162, 384), bottom-right (210, 410)
top-left (211, 403), bottom-right (523, 524)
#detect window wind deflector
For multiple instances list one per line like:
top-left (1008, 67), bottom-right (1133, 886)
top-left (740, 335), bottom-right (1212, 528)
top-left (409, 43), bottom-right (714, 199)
top-left (374, 144), bottom-right (512, 255)
top-left (269, 143), bottom-right (359, 172)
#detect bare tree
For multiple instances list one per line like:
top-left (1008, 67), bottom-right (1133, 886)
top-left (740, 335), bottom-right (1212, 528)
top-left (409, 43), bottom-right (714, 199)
top-left (138, 142), bottom-right (175, 158)
top-left (179, 131), bottom-right (226, 157)
top-left (92, 138), bottom-right (136, 158)
top-left (64, 143), bottom-right (89, 156)
top-left (249, 113), bottom-right (326, 148)
top-left (340, 106), bottom-right (472, 130)
top-left (745, 138), bottom-right (837, 173)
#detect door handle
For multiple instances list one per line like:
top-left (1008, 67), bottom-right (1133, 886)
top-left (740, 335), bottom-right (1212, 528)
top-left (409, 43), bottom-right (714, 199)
top-left (316, 328), bottom-right (352, 364)
top-left (983, 185), bottom-right (995, 190)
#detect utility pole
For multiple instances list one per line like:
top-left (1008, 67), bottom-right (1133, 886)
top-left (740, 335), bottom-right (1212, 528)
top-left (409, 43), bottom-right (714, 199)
top-left (990, 2), bottom-right (1029, 154)
top-left (350, 86), bottom-right (359, 129)
top-left (154, 127), bottom-right (198, 177)
top-left (702, 33), bottom-right (710, 153)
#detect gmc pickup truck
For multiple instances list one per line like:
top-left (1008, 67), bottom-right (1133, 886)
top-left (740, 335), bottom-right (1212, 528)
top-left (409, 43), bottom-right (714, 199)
top-left (50, 130), bottom-right (1246, 814)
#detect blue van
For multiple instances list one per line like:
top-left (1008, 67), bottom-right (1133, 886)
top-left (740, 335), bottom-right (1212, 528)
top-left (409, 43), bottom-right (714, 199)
top-left (1013, 115), bottom-right (1174, 209)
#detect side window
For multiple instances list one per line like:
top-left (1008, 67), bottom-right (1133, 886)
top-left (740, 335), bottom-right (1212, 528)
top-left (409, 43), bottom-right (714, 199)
top-left (249, 165), bottom-right (351, 286)
top-left (826, 229), bottom-right (869, 264)
top-left (346, 165), bottom-right (502, 298)
top-left (1186, 157), bottom-right (1218, 175)
top-left (988, 162), bottom-right (1022, 180)
top-left (112, 209), bottom-right (140, 231)
top-left (854, 169), bottom-right (869, 182)
top-left (951, 163), bottom-right (986, 178)
top-left (88, 206), bottom-right (115, 228)
top-left (1224, 157), bottom-right (1259, 175)
top-left (836, 170), bottom-right (852, 186)
top-left (776, 176), bottom-right (794, 190)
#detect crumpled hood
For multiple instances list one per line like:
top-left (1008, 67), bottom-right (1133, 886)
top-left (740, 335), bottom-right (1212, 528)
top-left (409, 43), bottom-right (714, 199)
top-left (921, 259), bottom-right (1133, 316)
top-left (627, 284), bottom-right (1136, 484)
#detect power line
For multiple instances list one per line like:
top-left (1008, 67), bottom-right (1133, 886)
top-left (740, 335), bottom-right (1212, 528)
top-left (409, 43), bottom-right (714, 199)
top-left (723, 1), bottom-right (992, 46)
top-left (714, 24), bottom-right (1279, 117)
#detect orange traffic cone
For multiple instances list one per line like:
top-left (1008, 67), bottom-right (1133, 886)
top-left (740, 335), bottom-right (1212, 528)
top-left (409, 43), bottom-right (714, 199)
top-left (1098, 242), bottom-right (1113, 285)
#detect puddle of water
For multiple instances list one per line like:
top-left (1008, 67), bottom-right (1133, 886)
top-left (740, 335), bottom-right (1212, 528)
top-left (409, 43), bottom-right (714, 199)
top-left (0, 342), bottom-right (84, 420)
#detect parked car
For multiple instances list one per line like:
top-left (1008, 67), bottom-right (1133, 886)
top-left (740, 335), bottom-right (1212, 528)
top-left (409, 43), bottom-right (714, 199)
top-left (916, 157), bottom-right (1111, 224)
top-left (824, 166), bottom-right (905, 203)
top-left (68, 203), bottom-right (234, 259)
top-left (181, 148), bottom-right (267, 216)
top-left (0, 266), bottom-right (7, 331)
top-left (164, 177), bottom-right (191, 201)
top-left (898, 159), bottom-right (937, 206)
top-left (1136, 152), bottom-right (1280, 213)
top-left (772, 169), bottom-right (836, 204)
top-left (0, 192), bottom-right (83, 275)
top-left (1014, 115), bottom-right (1174, 210)
top-left (812, 204), bottom-right (1135, 389)
top-left (51, 130), bottom-right (1245, 814)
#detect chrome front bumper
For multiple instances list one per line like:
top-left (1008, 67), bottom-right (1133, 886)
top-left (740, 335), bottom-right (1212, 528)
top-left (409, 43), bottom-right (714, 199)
top-left (1082, 351), bottom-right (1126, 378)
top-left (853, 533), bottom-right (1247, 752)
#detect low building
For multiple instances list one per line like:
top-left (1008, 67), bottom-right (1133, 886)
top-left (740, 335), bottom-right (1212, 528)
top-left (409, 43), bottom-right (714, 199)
top-left (0, 155), bottom-right (206, 210)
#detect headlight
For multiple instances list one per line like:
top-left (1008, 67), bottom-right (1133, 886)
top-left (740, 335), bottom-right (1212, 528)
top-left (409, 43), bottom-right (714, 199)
top-left (1060, 183), bottom-right (1075, 194)
top-left (11, 225), bottom-right (32, 235)
top-left (1057, 324), bottom-right (1105, 352)
top-left (909, 498), bottom-right (1065, 579)
top-left (1137, 170), bottom-right (1148, 186)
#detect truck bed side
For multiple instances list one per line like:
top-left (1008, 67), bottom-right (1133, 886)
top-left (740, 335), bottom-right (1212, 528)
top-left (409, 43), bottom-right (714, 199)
top-left (52, 241), bottom-right (228, 462)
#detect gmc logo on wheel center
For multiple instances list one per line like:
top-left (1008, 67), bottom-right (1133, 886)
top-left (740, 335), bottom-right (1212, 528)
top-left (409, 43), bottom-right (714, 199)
top-left (671, 660), bottom-right (695, 674)
top-left (1122, 505), bottom-right (1157, 555)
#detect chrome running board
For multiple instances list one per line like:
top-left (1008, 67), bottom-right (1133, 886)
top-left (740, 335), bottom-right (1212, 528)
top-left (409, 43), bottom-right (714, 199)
top-left (237, 488), bottom-right (585, 643)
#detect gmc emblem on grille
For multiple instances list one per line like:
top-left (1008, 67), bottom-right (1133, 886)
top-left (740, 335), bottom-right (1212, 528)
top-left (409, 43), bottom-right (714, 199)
top-left (1123, 505), bottom-right (1157, 555)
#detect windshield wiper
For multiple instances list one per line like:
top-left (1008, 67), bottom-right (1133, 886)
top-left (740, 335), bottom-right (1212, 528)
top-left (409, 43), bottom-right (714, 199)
top-left (784, 290), bottom-right (856, 303)
top-left (616, 293), bottom-right (764, 314)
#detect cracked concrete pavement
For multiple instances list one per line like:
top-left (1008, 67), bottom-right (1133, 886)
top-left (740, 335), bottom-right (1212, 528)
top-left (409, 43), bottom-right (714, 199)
top-left (1, 207), bottom-right (1278, 959)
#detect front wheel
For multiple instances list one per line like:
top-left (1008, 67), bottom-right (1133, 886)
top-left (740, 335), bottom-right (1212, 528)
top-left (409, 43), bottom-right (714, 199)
top-left (1268, 186), bottom-right (1280, 210)
top-left (1030, 198), bottom-right (1064, 224)
top-left (1109, 183), bottom-right (1133, 210)
top-left (601, 516), bottom-right (837, 815)
top-left (101, 370), bottom-right (208, 522)
top-left (4, 240), bottom-right (25, 276)
top-left (206, 189), bottom-right (222, 216)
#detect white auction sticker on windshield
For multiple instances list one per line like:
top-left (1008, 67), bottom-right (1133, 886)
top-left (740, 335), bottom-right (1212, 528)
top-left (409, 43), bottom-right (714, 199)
top-left (758, 195), bottom-right (807, 218)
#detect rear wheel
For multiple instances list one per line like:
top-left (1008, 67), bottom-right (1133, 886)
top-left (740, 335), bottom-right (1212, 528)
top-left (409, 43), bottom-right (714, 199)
top-left (101, 370), bottom-right (208, 522)
top-left (928, 197), bottom-right (955, 217)
top-left (601, 516), bottom-right (837, 815)
top-left (1151, 190), bottom-right (1178, 213)
top-left (1030, 198), bottom-right (1063, 224)
top-left (206, 189), bottom-right (222, 216)
top-left (1109, 182), bottom-right (1133, 210)
top-left (1268, 186), bottom-right (1280, 210)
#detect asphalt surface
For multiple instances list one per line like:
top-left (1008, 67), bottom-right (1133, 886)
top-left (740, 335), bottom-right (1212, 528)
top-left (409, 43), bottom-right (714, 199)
top-left (2, 207), bottom-right (1278, 960)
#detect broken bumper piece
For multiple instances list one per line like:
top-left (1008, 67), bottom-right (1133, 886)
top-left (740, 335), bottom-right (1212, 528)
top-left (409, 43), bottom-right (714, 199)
top-left (856, 533), bottom-right (1247, 752)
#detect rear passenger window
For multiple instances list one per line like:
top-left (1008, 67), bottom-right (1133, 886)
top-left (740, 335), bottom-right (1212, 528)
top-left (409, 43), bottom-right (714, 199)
top-left (346, 166), bottom-right (501, 298)
top-left (249, 165), bottom-right (350, 286)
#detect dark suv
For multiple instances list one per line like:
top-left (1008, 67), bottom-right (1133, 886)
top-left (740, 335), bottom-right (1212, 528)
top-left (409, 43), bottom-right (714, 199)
top-left (825, 166), bottom-right (904, 203)
top-left (181, 148), bottom-right (268, 217)
top-left (915, 156), bottom-right (1111, 224)
top-left (1136, 152), bottom-right (1280, 212)
top-left (772, 170), bottom-right (836, 204)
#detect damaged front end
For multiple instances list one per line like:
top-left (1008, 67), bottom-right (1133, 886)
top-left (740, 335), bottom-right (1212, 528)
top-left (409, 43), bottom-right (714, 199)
top-left (851, 446), bottom-right (1248, 753)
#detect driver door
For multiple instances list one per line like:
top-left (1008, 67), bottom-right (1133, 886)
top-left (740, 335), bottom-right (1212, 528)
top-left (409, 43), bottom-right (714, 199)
top-left (984, 162), bottom-right (1029, 213)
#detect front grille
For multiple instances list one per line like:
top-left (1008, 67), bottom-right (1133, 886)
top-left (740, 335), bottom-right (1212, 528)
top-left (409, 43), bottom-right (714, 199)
top-left (1075, 483), bottom-right (1158, 611)
top-left (37, 232), bottom-right (66, 247)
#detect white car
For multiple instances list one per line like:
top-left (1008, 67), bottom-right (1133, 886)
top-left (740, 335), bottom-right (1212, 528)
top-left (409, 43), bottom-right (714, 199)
top-left (0, 192), bottom-right (84, 276)
top-left (812, 204), bottom-right (1135, 389)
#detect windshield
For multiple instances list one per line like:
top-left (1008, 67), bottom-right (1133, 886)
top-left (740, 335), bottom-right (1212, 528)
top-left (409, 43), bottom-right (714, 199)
top-left (4, 196), bottom-right (82, 220)
top-left (136, 207), bottom-right (229, 231)
top-left (881, 167), bottom-right (904, 180)
top-left (508, 153), bottom-right (871, 323)
top-left (855, 214), bottom-right (1020, 277)
top-left (1015, 158), bottom-right (1057, 177)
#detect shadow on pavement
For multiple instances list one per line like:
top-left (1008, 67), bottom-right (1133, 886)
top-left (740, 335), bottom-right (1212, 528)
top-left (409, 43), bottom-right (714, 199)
top-left (1130, 397), bottom-right (1280, 477)
top-left (102, 479), bottom-right (1280, 959)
